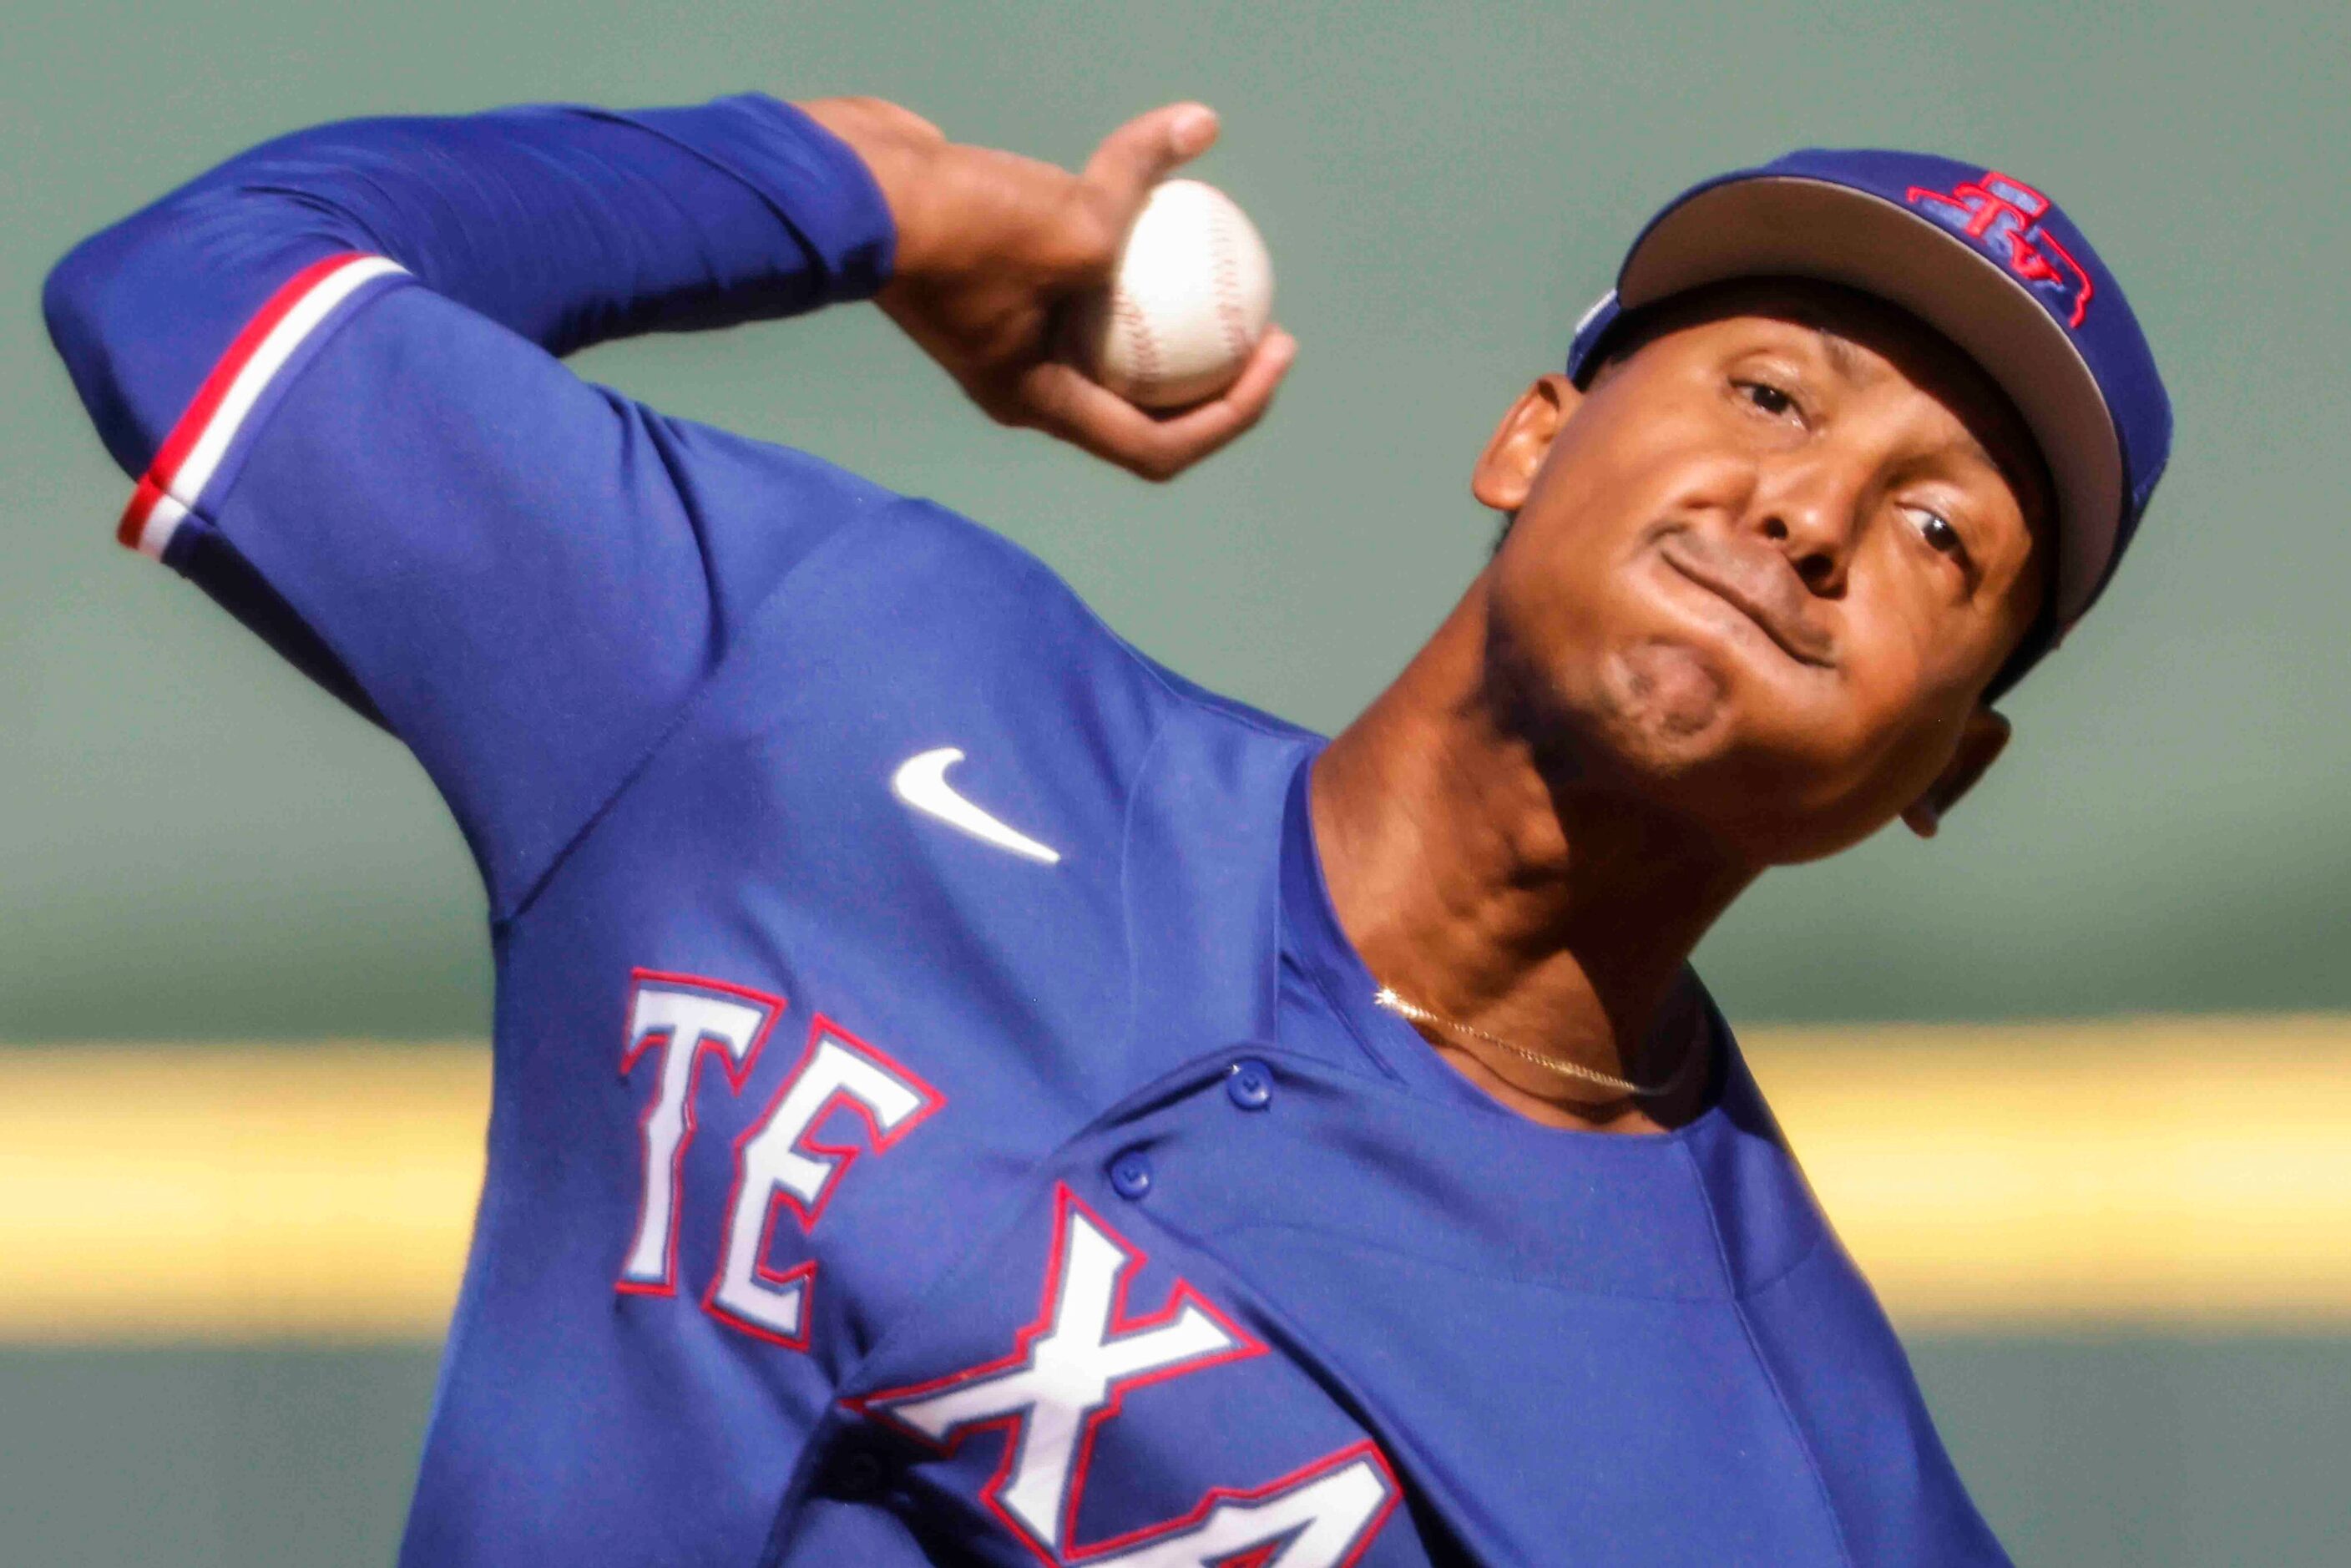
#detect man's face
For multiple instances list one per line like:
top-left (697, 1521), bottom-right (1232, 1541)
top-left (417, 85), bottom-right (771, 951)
top-left (1479, 281), bottom-right (2051, 865)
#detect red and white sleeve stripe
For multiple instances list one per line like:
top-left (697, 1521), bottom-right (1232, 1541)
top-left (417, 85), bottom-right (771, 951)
top-left (116, 251), bottom-right (407, 561)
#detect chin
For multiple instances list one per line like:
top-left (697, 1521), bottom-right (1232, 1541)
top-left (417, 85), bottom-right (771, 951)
top-left (1581, 642), bottom-right (1877, 856)
top-left (1592, 637), bottom-right (1742, 771)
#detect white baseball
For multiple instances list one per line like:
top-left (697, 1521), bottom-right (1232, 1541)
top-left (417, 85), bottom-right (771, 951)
top-left (1064, 179), bottom-right (1274, 409)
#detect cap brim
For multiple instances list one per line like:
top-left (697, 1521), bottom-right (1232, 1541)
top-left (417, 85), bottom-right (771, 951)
top-left (1617, 175), bottom-right (2121, 628)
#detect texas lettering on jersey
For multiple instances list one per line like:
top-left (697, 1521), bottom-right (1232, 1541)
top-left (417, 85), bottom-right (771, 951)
top-left (614, 969), bottom-right (943, 1348)
top-left (615, 970), bottom-right (1398, 1567)
top-left (857, 1186), bottom-right (1399, 1568)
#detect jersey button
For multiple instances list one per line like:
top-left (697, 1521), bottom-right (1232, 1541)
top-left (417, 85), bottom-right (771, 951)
top-left (1108, 1148), bottom-right (1154, 1201)
top-left (1226, 1058), bottom-right (1275, 1110)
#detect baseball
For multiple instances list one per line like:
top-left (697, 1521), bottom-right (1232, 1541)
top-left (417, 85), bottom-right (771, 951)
top-left (1064, 178), bottom-right (1274, 409)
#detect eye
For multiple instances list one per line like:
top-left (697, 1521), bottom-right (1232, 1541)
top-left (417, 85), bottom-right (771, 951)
top-left (1734, 379), bottom-right (1800, 419)
top-left (1905, 505), bottom-right (1966, 559)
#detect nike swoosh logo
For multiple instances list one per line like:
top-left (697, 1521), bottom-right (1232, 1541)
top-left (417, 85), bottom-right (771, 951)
top-left (891, 747), bottom-right (1063, 866)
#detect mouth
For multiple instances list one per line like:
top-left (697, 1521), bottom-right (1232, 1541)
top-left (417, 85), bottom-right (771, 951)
top-left (1655, 536), bottom-right (1836, 670)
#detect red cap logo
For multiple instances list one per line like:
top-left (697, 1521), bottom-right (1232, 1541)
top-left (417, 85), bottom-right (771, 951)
top-left (1907, 172), bottom-right (2095, 329)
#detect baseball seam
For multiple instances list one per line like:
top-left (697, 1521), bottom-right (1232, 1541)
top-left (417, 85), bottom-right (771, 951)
top-left (1111, 286), bottom-right (1162, 398)
top-left (1206, 203), bottom-right (1251, 364)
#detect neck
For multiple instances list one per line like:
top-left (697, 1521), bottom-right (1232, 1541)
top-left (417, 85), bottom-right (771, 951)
top-left (1311, 574), bottom-right (1756, 1131)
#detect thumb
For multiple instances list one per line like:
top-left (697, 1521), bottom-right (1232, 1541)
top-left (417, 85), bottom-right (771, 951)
top-left (1081, 102), bottom-right (1219, 215)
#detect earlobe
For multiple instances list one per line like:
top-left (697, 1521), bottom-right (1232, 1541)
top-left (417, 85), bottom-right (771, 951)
top-left (1903, 708), bottom-right (2013, 838)
top-left (1471, 374), bottom-right (1580, 513)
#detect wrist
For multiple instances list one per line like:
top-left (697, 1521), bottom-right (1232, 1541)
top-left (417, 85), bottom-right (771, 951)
top-left (796, 97), bottom-right (952, 282)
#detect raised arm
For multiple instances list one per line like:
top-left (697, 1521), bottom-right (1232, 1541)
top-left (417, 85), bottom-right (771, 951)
top-left (45, 95), bottom-right (894, 486)
top-left (41, 94), bottom-right (1289, 914)
top-left (48, 94), bottom-right (1292, 497)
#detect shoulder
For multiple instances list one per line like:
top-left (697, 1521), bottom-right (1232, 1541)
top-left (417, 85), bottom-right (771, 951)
top-left (1744, 1242), bottom-right (2009, 1563)
top-left (1704, 1034), bottom-right (2010, 1564)
top-left (774, 494), bottom-right (1317, 751)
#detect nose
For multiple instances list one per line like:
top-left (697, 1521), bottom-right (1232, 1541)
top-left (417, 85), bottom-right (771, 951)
top-left (1751, 455), bottom-right (1868, 597)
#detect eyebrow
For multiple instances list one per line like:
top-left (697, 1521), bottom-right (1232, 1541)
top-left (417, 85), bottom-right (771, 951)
top-left (1804, 322), bottom-right (2021, 491)
top-left (1810, 326), bottom-right (1863, 386)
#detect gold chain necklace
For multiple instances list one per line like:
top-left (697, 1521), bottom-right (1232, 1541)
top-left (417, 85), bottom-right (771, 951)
top-left (1373, 986), bottom-right (1705, 1100)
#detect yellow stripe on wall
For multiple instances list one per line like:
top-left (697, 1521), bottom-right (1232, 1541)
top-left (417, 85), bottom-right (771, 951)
top-left (3, 1019), bottom-right (2348, 1343)
top-left (2, 1045), bottom-right (488, 1343)
top-left (1743, 1017), bottom-right (2351, 1329)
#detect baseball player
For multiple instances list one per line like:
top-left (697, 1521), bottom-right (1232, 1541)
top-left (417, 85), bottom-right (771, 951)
top-left (45, 91), bottom-right (2168, 1565)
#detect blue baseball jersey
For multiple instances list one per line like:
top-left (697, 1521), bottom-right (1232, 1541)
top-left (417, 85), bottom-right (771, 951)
top-left (46, 95), bottom-right (2008, 1566)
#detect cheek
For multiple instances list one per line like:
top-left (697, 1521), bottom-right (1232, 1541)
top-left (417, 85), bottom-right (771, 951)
top-left (1484, 493), bottom-right (1626, 680)
top-left (1737, 640), bottom-right (1978, 855)
top-left (1494, 435), bottom-right (1733, 639)
top-left (1515, 399), bottom-right (1735, 549)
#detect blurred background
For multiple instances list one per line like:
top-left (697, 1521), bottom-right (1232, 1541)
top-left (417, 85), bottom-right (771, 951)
top-left (5, 0), bottom-right (2346, 1561)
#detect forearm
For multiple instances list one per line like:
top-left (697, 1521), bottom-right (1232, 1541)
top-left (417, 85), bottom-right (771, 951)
top-left (44, 94), bottom-right (895, 477)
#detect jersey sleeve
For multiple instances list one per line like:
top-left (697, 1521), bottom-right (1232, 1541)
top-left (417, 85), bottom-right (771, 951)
top-left (43, 96), bottom-right (901, 915)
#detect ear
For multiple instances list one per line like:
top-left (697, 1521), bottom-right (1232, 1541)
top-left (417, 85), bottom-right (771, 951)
top-left (1471, 373), bottom-right (1582, 513)
top-left (1902, 707), bottom-right (2012, 838)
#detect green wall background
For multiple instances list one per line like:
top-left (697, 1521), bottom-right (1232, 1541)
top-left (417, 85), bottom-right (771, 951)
top-left (7, 3), bottom-right (2348, 1565)
top-left (6, 0), bottom-right (2346, 1041)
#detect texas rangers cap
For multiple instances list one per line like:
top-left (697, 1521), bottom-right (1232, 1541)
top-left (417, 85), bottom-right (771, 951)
top-left (1565, 151), bottom-right (2173, 695)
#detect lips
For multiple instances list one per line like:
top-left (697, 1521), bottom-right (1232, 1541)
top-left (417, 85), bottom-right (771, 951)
top-left (1656, 534), bottom-right (1836, 669)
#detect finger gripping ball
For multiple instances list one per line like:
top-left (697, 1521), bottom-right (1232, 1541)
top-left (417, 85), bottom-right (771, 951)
top-left (1064, 180), bottom-right (1274, 409)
